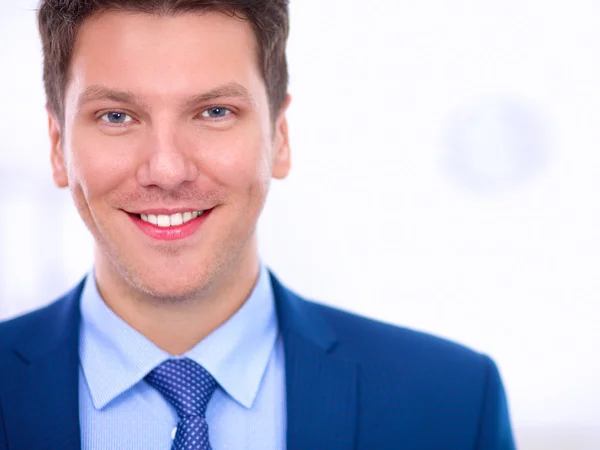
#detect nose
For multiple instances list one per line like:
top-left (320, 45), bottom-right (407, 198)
top-left (136, 125), bottom-right (199, 191)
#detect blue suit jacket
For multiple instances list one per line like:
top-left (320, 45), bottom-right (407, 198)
top-left (0, 273), bottom-right (515, 449)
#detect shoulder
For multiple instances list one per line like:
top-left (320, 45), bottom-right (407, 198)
top-left (306, 298), bottom-right (487, 369)
top-left (0, 299), bottom-right (65, 352)
top-left (271, 271), bottom-right (491, 384)
top-left (301, 298), bottom-right (498, 407)
top-left (304, 300), bottom-right (512, 445)
top-left (0, 281), bottom-right (84, 354)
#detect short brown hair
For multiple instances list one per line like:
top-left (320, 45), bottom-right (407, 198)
top-left (37, 0), bottom-right (290, 121)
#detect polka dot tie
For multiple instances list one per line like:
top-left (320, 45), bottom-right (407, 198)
top-left (145, 358), bottom-right (218, 450)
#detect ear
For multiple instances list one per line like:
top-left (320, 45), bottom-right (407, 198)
top-left (272, 94), bottom-right (292, 180)
top-left (47, 108), bottom-right (69, 188)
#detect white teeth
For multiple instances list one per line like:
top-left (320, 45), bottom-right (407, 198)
top-left (157, 215), bottom-right (170, 227)
top-left (139, 211), bottom-right (204, 227)
top-left (170, 213), bottom-right (183, 226)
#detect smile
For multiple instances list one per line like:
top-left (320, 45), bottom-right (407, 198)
top-left (128, 208), bottom-right (213, 241)
top-left (139, 211), bottom-right (205, 228)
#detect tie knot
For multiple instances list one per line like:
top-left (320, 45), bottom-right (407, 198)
top-left (145, 358), bottom-right (218, 418)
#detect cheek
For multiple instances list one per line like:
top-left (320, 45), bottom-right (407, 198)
top-left (197, 125), bottom-right (272, 193)
top-left (67, 125), bottom-right (137, 198)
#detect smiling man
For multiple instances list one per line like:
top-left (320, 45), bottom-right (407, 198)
top-left (0, 1), bottom-right (515, 449)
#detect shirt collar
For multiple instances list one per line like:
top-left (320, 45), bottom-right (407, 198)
top-left (79, 264), bottom-right (278, 410)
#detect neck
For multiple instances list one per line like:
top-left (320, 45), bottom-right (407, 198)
top-left (93, 245), bottom-right (261, 355)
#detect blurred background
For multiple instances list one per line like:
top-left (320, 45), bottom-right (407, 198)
top-left (1, 0), bottom-right (599, 448)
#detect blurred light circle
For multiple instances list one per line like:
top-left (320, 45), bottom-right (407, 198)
top-left (443, 98), bottom-right (550, 193)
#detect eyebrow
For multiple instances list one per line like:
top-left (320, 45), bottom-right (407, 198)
top-left (183, 83), bottom-right (256, 109)
top-left (76, 82), bottom-right (256, 111)
top-left (77, 86), bottom-right (147, 111)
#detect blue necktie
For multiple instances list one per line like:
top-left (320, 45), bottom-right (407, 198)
top-left (145, 358), bottom-right (218, 450)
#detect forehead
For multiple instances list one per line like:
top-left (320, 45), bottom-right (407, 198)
top-left (66, 10), bottom-right (265, 107)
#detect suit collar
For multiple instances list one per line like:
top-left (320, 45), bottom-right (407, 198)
top-left (269, 272), bottom-right (337, 352)
top-left (270, 272), bottom-right (358, 450)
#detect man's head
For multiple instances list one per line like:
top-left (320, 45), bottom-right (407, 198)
top-left (37, 1), bottom-right (291, 303)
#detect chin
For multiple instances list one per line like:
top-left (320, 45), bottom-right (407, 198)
top-left (125, 263), bottom-right (215, 303)
top-left (137, 276), bottom-right (208, 303)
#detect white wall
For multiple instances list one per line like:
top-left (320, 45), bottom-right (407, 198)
top-left (1, 1), bottom-right (599, 448)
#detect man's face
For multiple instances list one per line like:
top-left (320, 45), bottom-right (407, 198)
top-left (49, 11), bottom-right (291, 301)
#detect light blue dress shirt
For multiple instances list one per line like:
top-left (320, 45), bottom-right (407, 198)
top-left (78, 265), bottom-right (287, 449)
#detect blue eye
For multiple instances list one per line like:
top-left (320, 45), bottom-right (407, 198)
top-left (201, 107), bottom-right (231, 119)
top-left (101, 112), bottom-right (132, 124)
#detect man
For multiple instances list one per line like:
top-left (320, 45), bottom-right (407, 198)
top-left (0, 1), bottom-right (515, 449)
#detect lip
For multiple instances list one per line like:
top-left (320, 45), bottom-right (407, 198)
top-left (127, 209), bottom-right (212, 241)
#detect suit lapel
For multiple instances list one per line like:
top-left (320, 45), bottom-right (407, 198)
top-left (271, 273), bottom-right (358, 450)
top-left (1, 281), bottom-right (84, 450)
